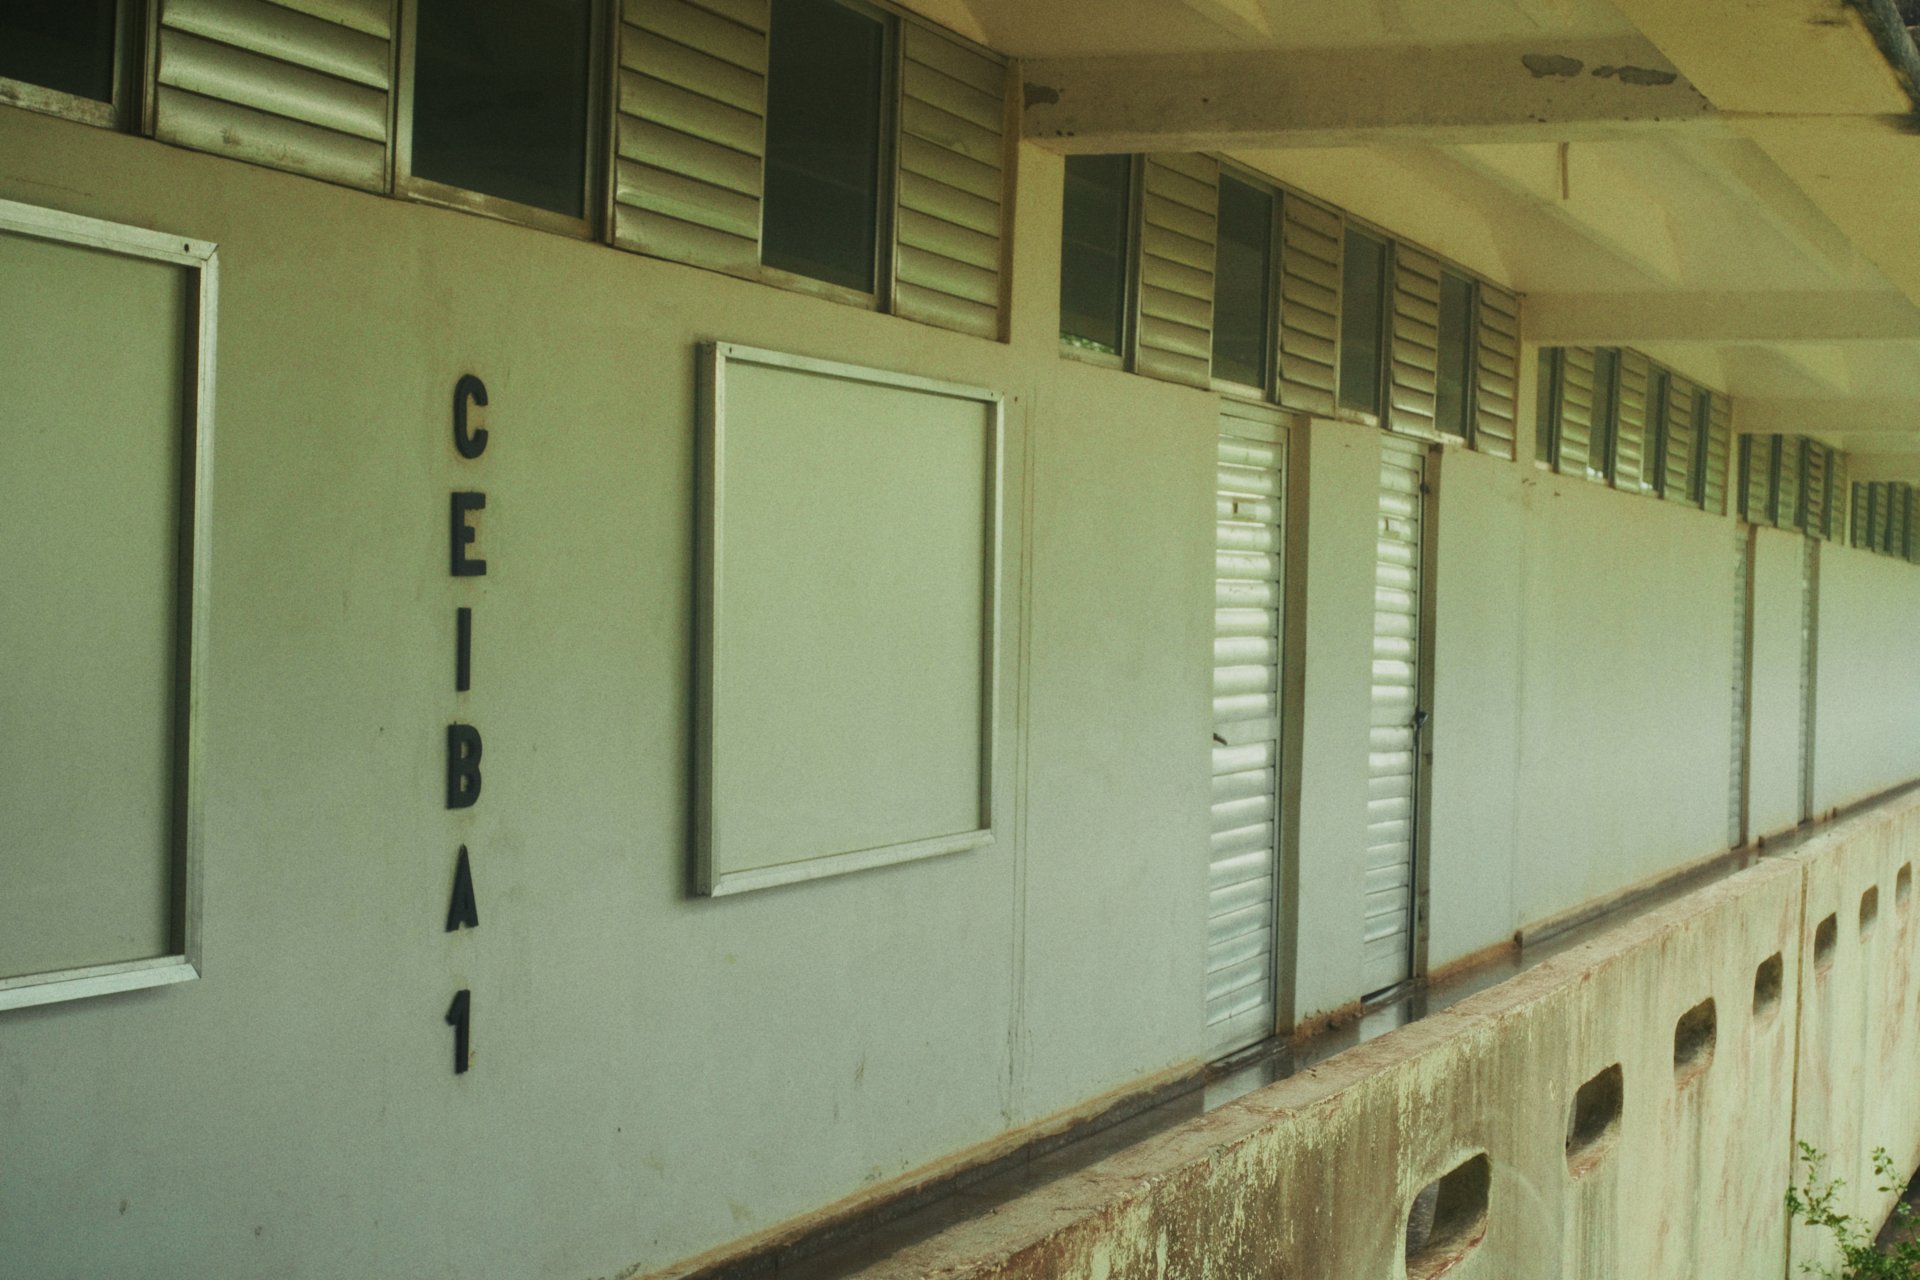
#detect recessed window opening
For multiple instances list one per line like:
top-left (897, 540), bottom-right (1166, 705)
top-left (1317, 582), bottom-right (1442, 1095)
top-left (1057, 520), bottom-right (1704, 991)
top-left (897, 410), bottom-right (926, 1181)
top-left (1405, 1152), bottom-right (1491, 1280)
top-left (1673, 997), bottom-right (1716, 1083)
top-left (1210, 173), bottom-right (1275, 390)
top-left (0, 0), bottom-right (120, 121)
top-left (1861, 885), bottom-right (1880, 938)
top-left (1338, 227), bottom-right (1388, 416)
top-left (1753, 952), bottom-right (1783, 1018)
top-left (1435, 271), bottom-right (1476, 440)
top-left (763, 0), bottom-right (890, 294)
top-left (1059, 154), bottom-right (1134, 356)
top-left (409, 0), bottom-right (596, 220)
top-left (1814, 913), bottom-right (1838, 973)
top-left (1590, 347), bottom-right (1619, 482)
top-left (1898, 864), bottom-right (1912, 910)
top-left (1565, 1064), bottom-right (1623, 1176)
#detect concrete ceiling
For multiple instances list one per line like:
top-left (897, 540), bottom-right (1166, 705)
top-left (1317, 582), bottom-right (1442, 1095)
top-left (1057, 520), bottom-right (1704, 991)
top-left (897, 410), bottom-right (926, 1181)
top-left (899, 0), bottom-right (1920, 471)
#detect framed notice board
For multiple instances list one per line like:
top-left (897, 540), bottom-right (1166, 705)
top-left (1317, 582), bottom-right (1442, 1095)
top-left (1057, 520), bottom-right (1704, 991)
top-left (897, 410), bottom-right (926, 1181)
top-left (694, 344), bottom-right (1003, 896)
top-left (0, 199), bottom-right (214, 1010)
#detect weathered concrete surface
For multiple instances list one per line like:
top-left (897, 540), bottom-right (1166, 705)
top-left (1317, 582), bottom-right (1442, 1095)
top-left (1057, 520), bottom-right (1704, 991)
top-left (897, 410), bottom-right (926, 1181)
top-left (846, 792), bottom-right (1920, 1279)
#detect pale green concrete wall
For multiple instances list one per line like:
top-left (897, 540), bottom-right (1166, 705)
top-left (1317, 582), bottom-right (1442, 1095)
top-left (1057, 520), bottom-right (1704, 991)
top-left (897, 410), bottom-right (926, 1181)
top-left (0, 113), bottom-right (1215, 1279)
top-left (1749, 526), bottom-right (1808, 839)
top-left (844, 790), bottom-right (1920, 1280)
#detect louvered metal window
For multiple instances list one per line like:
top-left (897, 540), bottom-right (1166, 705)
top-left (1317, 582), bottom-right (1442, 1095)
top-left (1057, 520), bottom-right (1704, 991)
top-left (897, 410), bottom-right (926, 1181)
top-left (1535, 349), bottom-right (1560, 468)
top-left (1826, 450), bottom-right (1848, 542)
top-left (1134, 153), bottom-right (1218, 388)
top-left (1554, 347), bottom-right (1596, 477)
top-left (1615, 350), bottom-right (1651, 492)
top-left (1703, 392), bottom-right (1732, 515)
top-left (153, 0), bottom-right (398, 193)
top-left (401, 0), bottom-right (598, 225)
top-left (1277, 195), bottom-right (1340, 417)
top-left (1646, 367), bottom-right (1671, 496)
top-left (1386, 245), bottom-right (1440, 440)
top-left (1588, 348), bottom-right (1618, 482)
top-left (0, 0), bottom-right (125, 127)
top-left (1688, 388), bottom-right (1712, 506)
top-left (1774, 437), bottom-right (1801, 532)
top-left (1472, 283), bottom-right (1519, 461)
top-left (617, 0), bottom-right (1009, 336)
top-left (1059, 154), bottom-right (1134, 357)
top-left (1659, 375), bottom-right (1695, 504)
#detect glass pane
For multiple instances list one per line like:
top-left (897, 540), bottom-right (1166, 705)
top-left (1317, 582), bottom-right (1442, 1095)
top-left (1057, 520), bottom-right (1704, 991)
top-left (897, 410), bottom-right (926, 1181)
top-left (412, 0), bottom-right (593, 217)
top-left (1535, 350), bottom-right (1557, 466)
top-left (1338, 230), bottom-right (1386, 414)
top-left (1434, 272), bottom-right (1475, 437)
top-left (763, 0), bottom-right (886, 293)
top-left (0, 0), bottom-right (116, 103)
top-left (1590, 348), bottom-right (1618, 479)
top-left (1210, 175), bottom-right (1273, 388)
top-left (1648, 370), bottom-right (1670, 495)
top-left (1060, 155), bottom-right (1132, 354)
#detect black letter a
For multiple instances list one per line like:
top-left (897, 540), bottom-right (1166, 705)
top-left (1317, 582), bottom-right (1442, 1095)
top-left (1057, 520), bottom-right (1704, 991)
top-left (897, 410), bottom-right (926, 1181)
top-left (446, 846), bottom-right (479, 931)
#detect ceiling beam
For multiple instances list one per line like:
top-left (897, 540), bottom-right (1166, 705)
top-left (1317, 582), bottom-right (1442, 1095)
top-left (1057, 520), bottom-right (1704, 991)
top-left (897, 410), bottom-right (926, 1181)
top-left (1735, 397), bottom-right (1920, 435)
top-left (1525, 292), bottom-right (1920, 345)
top-left (1021, 38), bottom-right (1716, 152)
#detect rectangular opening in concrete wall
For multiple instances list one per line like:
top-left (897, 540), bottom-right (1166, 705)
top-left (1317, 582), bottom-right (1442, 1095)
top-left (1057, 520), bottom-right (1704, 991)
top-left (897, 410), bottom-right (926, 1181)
top-left (1405, 1152), bottom-right (1491, 1279)
top-left (1860, 885), bottom-right (1879, 938)
top-left (1899, 863), bottom-right (1912, 911)
top-left (694, 343), bottom-right (1002, 896)
top-left (1753, 951), bottom-right (1783, 1018)
top-left (1673, 997), bottom-right (1716, 1085)
top-left (1565, 1063), bottom-right (1623, 1177)
top-left (0, 198), bottom-right (214, 1010)
top-left (1814, 912), bottom-right (1838, 972)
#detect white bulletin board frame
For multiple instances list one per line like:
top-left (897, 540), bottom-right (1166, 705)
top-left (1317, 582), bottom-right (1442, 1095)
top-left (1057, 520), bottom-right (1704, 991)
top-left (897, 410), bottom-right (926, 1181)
top-left (0, 198), bottom-right (215, 1011)
top-left (694, 343), bottom-right (1004, 897)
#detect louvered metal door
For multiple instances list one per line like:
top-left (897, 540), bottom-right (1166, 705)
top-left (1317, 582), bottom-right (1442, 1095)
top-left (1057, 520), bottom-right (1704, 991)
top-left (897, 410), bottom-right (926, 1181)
top-left (1800, 537), bottom-right (1819, 822)
top-left (1365, 434), bottom-right (1425, 997)
top-left (1729, 527), bottom-right (1752, 848)
top-left (153, 0), bottom-right (396, 191)
top-left (1208, 404), bottom-right (1287, 1056)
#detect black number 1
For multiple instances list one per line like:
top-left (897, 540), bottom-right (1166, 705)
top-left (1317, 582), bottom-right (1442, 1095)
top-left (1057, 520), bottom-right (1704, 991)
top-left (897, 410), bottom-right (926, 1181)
top-left (445, 989), bottom-right (471, 1074)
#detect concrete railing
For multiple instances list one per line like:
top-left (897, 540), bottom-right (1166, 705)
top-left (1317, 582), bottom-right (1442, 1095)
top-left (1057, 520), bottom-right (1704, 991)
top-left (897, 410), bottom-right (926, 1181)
top-left (843, 791), bottom-right (1920, 1279)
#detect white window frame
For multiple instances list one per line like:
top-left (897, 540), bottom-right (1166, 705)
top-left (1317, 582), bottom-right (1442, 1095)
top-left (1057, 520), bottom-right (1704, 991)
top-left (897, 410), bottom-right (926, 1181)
top-left (0, 197), bottom-right (215, 1012)
top-left (0, 0), bottom-right (138, 131)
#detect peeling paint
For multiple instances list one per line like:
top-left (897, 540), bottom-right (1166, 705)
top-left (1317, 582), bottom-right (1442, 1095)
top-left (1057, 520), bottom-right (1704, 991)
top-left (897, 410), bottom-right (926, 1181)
top-left (1522, 53), bottom-right (1584, 79)
top-left (1024, 82), bottom-right (1062, 108)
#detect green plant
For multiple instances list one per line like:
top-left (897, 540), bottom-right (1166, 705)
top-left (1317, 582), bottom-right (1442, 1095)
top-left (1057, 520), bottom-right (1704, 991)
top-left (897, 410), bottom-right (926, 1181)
top-left (1787, 1142), bottom-right (1920, 1278)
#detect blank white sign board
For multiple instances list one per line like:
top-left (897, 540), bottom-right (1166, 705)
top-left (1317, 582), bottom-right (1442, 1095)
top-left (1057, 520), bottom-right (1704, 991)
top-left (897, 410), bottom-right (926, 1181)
top-left (696, 344), bottom-right (1002, 896)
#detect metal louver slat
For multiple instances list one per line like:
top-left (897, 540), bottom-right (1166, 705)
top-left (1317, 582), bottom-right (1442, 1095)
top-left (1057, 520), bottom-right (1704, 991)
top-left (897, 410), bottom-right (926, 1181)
top-left (1555, 348), bottom-right (1597, 478)
top-left (1662, 376), bottom-right (1695, 501)
top-left (1365, 434), bottom-right (1424, 997)
top-left (1135, 153), bottom-right (1217, 388)
top-left (893, 23), bottom-right (1007, 339)
top-left (1614, 349), bottom-right (1649, 492)
top-left (614, 0), bottom-right (768, 277)
top-left (1388, 246), bottom-right (1440, 439)
top-left (1208, 403), bottom-right (1287, 1057)
top-left (1278, 196), bottom-right (1341, 416)
top-left (1704, 394), bottom-right (1733, 514)
top-left (1472, 284), bottom-right (1519, 460)
top-left (154, 0), bottom-right (395, 191)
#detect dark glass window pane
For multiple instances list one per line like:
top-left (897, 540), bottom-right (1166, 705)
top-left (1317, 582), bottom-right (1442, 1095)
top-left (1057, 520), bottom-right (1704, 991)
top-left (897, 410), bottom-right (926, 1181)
top-left (1691, 389), bottom-right (1713, 505)
top-left (1590, 348), bottom-right (1618, 479)
top-left (1338, 229), bottom-right (1386, 414)
top-left (1648, 369), bottom-right (1670, 494)
top-left (1535, 350), bottom-right (1557, 466)
top-left (763, 0), bottom-right (885, 292)
top-left (1060, 154), bottom-right (1132, 354)
top-left (0, 1), bottom-right (116, 103)
top-left (1210, 175), bottom-right (1273, 388)
top-left (412, 0), bottom-right (593, 217)
top-left (1434, 271), bottom-right (1475, 437)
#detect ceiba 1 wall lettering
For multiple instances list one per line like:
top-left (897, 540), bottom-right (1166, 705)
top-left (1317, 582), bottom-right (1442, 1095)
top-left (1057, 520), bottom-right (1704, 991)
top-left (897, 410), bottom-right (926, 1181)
top-left (444, 374), bottom-right (489, 1075)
